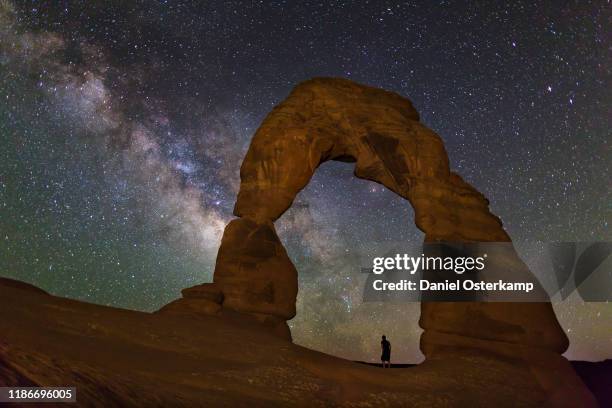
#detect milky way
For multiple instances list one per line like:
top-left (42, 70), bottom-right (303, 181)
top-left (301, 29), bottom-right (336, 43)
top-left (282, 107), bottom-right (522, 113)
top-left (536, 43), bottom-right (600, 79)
top-left (1, 1), bottom-right (610, 362)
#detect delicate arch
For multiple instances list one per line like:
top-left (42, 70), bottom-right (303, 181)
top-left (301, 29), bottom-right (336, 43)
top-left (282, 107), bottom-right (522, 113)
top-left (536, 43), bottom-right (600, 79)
top-left (166, 78), bottom-right (567, 357)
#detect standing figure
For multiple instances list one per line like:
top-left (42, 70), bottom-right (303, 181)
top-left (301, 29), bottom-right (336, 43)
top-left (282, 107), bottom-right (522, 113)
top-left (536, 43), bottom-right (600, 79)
top-left (381, 335), bottom-right (391, 368)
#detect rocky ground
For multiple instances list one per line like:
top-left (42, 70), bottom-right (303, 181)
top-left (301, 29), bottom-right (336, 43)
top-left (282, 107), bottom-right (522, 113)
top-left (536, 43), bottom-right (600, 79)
top-left (0, 278), bottom-right (604, 407)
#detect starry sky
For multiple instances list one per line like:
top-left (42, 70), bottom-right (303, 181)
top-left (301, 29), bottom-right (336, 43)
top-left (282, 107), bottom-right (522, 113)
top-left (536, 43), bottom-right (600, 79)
top-left (1, 1), bottom-right (610, 362)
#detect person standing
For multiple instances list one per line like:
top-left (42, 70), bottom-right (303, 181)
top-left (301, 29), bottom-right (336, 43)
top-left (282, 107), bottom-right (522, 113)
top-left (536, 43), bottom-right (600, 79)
top-left (381, 335), bottom-right (391, 368)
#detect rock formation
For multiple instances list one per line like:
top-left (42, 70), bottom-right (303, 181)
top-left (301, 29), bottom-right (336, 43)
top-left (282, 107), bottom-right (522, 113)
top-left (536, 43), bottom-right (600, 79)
top-left (162, 78), bottom-right (595, 405)
top-left (168, 78), bottom-right (560, 345)
top-left (0, 278), bottom-right (603, 406)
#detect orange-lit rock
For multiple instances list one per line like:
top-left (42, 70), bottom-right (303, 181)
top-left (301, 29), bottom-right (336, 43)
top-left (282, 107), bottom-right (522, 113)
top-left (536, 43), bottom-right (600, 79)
top-left (190, 78), bottom-right (564, 352)
top-left (162, 78), bottom-right (595, 405)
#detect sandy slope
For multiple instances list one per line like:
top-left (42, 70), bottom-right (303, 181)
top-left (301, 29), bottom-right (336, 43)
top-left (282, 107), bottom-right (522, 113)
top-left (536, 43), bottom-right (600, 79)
top-left (0, 278), bottom-right (592, 407)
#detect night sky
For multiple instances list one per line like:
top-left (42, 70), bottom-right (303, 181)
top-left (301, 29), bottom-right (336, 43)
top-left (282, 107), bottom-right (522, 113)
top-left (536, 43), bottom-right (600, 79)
top-left (1, 1), bottom-right (610, 362)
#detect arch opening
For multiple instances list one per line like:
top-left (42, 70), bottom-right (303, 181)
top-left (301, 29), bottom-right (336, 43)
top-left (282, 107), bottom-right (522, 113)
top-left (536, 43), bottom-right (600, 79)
top-left (276, 160), bottom-right (424, 362)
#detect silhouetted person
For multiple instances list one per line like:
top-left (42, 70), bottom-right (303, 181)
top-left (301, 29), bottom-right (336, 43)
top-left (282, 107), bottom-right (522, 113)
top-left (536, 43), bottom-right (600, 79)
top-left (381, 335), bottom-right (391, 368)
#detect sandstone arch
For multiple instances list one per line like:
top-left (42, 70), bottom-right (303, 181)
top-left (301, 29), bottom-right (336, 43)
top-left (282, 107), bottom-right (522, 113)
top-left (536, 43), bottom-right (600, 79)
top-left (161, 78), bottom-right (594, 405)
top-left (215, 78), bottom-right (564, 347)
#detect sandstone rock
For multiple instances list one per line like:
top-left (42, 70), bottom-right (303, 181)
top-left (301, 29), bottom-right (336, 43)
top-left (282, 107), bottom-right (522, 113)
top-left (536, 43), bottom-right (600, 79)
top-left (156, 298), bottom-right (221, 316)
top-left (200, 77), bottom-right (565, 352)
top-left (212, 218), bottom-right (298, 321)
top-left (0, 279), bottom-right (599, 406)
top-left (171, 78), bottom-right (593, 404)
top-left (181, 282), bottom-right (224, 303)
top-left (158, 219), bottom-right (297, 330)
top-left (0, 277), bottom-right (49, 296)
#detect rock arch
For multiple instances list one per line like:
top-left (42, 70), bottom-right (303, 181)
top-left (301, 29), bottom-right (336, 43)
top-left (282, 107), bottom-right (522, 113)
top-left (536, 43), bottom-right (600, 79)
top-left (177, 78), bottom-right (566, 341)
top-left (161, 78), bottom-right (594, 404)
top-left (208, 77), bottom-right (566, 350)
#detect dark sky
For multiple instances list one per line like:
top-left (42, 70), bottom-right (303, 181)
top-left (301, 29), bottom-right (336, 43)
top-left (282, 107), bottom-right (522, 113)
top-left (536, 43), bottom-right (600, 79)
top-left (1, 1), bottom-right (610, 362)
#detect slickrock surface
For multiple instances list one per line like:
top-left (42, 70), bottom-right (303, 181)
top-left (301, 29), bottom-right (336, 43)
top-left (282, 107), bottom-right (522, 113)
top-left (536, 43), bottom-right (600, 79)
top-left (0, 279), bottom-right (598, 407)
